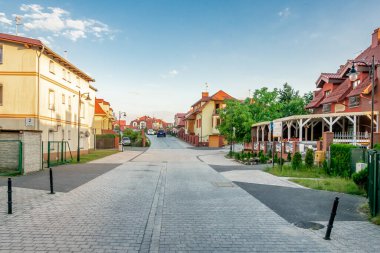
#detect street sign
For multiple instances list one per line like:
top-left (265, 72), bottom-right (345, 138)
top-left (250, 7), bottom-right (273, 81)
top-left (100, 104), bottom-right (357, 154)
top-left (273, 121), bottom-right (282, 137)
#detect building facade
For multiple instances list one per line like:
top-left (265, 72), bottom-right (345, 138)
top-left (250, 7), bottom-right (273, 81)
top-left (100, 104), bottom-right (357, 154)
top-left (0, 33), bottom-right (97, 157)
top-left (183, 90), bottom-right (235, 147)
top-left (130, 116), bottom-right (169, 130)
top-left (94, 98), bottom-right (116, 134)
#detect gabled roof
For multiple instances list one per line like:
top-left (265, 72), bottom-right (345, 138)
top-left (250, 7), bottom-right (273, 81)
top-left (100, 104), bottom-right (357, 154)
top-left (0, 33), bottom-right (95, 82)
top-left (305, 89), bottom-right (324, 109)
top-left (210, 90), bottom-right (235, 101)
top-left (316, 73), bottom-right (345, 88)
top-left (95, 101), bottom-right (107, 115)
top-left (346, 76), bottom-right (371, 97)
top-left (320, 78), bottom-right (352, 104)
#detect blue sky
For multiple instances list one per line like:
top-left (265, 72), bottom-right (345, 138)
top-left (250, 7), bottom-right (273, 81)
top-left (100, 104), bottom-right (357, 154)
top-left (1, 0), bottom-right (380, 122)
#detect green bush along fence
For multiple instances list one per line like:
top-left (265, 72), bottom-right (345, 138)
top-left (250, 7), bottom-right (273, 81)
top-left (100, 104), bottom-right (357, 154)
top-left (0, 140), bottom-right (23, 174)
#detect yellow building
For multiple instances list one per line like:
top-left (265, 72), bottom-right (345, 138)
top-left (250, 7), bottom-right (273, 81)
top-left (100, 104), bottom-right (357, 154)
top-left (94, 98), bottom-right (116, 134)
top-left (185, 90), bottom-right (235, 147)
top-left (0, 33), bottom-right (97, 156)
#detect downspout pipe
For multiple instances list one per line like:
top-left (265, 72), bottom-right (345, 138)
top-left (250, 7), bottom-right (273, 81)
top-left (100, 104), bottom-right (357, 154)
top-left (36, 45), bottom-right (45, 131)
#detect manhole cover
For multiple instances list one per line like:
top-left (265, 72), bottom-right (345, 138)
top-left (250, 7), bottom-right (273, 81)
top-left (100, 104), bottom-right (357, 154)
top-left (212, 182), bottom-right (235, 187)
top-left (293, 221), bottom-right (324, 230)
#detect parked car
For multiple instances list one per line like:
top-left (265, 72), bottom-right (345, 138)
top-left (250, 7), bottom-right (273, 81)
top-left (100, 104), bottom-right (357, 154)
top-left (147, 129), bottom-right (155, 135)
top-left (157, 130), bottom-right (166, 137)
top-left (121, 136), bottom-right (131, 146)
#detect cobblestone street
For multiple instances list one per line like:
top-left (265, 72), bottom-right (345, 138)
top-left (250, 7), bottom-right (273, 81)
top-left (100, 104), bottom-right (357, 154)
top-left (0, 136), bottom-right (379, 252)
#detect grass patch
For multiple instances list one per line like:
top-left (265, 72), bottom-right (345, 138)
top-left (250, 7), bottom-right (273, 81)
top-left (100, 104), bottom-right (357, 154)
top-left (290, 178), bottom-right (365, 196)
top-left (0, 169), bottom-right (22, 177)
top-left (71, 149), bottom-right (119, 164)
top-left (358, 203), bottom-right (380, 225)
top-left (265, 164), bottom-right (328, 178)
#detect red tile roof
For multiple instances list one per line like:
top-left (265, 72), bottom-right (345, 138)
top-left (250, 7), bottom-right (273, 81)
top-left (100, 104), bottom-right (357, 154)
top-left (210, 90), bottom-right (235, 100)
top-left (95, 101), bottom-right (106, 115)
top-left (305, 89), bottom-right (324, 109)
top-left (320, 78), bottom-right (352, 104)
top-left (346, 76), bottom-right (370, 97)
top-left (0, 33), bottom-right (95, 82)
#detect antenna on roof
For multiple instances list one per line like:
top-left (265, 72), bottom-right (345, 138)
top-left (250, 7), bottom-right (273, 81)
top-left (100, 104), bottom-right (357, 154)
top-left (64, 50), bottom-right (68, 59)
top-left (15, 16), bottom-right (22, 36)
top-left (205, 82), bottom-right (209, 92)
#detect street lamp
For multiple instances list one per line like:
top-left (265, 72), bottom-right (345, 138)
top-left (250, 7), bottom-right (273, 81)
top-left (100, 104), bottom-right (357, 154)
top-left (77, 91), bottom-right (91, 162)
top-left (348, 55), bottom-right (376, 149)
top-left (118, 111), bottom-right (127, 140)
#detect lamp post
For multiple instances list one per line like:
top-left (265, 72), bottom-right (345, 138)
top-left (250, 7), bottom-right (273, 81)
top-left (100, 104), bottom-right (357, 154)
top-left (77, 91), bottom-right (91, 162)
top-left (348, 55), bottom-right (376, 149)
top-left (118, 111), bottom-right (127, 141)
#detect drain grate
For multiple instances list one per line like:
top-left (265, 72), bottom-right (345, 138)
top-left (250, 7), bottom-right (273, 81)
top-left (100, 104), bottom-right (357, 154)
top-left (293, 221), bottom-right (325, 230)
top-left (212, 182), bottom-right (235, 187)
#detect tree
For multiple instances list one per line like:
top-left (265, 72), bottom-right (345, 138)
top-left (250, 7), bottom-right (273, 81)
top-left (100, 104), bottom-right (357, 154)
top-left (278, 83), bottom-right (309, 117)
top-left (218, 100), bottom-right (254, 143)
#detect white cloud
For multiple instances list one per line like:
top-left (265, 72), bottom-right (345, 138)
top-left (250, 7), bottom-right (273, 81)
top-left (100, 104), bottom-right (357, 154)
top-left (161, 69), bottom-right (179, 79)
top-left (0, 12), bottom-right (12, 26)
top-left (278, 7), bottom-right (291, 18)
top-left (17, 4), bottom-right (113, 42)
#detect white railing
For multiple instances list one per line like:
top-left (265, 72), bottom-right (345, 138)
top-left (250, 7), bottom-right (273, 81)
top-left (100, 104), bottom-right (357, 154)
top-left (260, 142), bottom-right (265, 150)
top-left (333, 132), bottom-right (370, 144)
top-left (254, 142), bottom-right (258, 150)
top-left (285, 142), bottom-right (293, 153)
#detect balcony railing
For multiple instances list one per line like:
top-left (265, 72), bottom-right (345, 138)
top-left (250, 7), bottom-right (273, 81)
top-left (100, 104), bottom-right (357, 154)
top-left (333, 132), bottom-right (370, 144)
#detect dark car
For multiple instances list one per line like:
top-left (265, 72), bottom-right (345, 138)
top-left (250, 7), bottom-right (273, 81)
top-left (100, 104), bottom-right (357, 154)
top-left (157, 130), bottom-right (166, 137)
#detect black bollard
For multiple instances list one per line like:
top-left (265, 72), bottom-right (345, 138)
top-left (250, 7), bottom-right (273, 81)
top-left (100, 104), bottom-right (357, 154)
top-left (324, 197), bottom-right (339, 240)
top-left (7, 178), bottom-right (12, 214)
top-left (49, 167), bottom-right (55, 194)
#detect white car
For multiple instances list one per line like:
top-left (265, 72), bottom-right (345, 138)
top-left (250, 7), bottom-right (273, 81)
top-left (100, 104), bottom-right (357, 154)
top-left (147, 129), bottom-right (155, 135)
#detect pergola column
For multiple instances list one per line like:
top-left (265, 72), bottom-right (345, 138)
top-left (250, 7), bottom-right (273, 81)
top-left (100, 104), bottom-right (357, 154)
top-left (346, 115), bottom-right (357, 145)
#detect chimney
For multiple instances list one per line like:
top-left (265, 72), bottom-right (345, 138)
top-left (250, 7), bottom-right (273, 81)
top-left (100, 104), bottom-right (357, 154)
top-left (202, 92), bottom-right (209, 98)
top-left (371, 28), bottom-right (380, 48)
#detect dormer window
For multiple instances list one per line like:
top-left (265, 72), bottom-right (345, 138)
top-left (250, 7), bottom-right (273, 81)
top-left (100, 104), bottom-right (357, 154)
top-left (325, 90), bottom-right (331, 97)
top-left (352, 79), bottom-right (361, 89)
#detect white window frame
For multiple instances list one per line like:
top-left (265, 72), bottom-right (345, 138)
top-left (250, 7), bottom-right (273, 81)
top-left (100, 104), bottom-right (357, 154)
top-left (49, 60), bottom-right (55, 74)
top-left (48, 90), bottom-right (55, 110)
top-left (0, 83), bottom-right (3, 106)
top-left (0, 44), bottom-right (3, 64)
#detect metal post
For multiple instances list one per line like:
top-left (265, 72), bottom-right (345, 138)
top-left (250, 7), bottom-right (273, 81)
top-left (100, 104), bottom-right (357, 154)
top-left (77, 91), bottom-right (81, 162)
top-left (371, 55), bottom-right (375, 149)
top-left (49, 167), bottom-right (55, 194)
top-left (324, 197), bottom-right (340, 240)
top-left (7, 178), bottom-right (12, 214)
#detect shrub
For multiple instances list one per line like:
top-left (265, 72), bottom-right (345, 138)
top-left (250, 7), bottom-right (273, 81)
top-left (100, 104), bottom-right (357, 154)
top-left (292, 152), bottom-right (302, 170)
top-left (287, 152), bottom-right (292, 162)
top-left (305, 149), bottom-right (314, 168)
top-left (234, 152), bottom-right (241, 160)
top-left (267, 148), bottom-right (272, 158)
top-left (259, 154), bottom-right (268, 164)
top-left (278, 157), bottom-right (285, 165)
top-left (253, 152), bottom-right (257, 157)
top-left (352, 167), bottom-right (368, 194)
top-left (330, 144), bottom-right (356, 177)
top-left (273, 152), bottom-right (278, 163)
top-left (323, 159), bottom-right (330, 174)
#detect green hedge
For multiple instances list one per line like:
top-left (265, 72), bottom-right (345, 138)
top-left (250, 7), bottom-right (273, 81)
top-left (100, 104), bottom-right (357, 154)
top-left (329, 144), bottom-right (356, 177)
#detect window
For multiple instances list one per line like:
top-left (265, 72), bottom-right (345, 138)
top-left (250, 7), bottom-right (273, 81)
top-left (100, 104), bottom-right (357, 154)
top-left (323, 103), bottom-right (331, 113)
top-left (0, 84), bottom-right (3, 106)
top-left (352, 79), bottom-right (361, 89)
top-left (48, 90), bottom-right (55, 110)
top-left (62, 69), bottom-right (66, 80)
top-left (325, 90), bottom-right (331, 97)
top-left (133, 122), bottom-right (137, 127)
top-left (349, 96), bottom-right (360, 107)
top-left (76, 77), bottom-right (80, 88)
top-left (0, 45), bottom-right (3, 64)
top-left (62, 94), bottom-right (65, 104)
top-left (68, 96), bottom-right (71, 109)
top-left (216, 119), bottom-right (221, 127)
top-left (49, 60), bottom-right (55, 74)
top-left (68, 72), bottom-right (71, 82)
